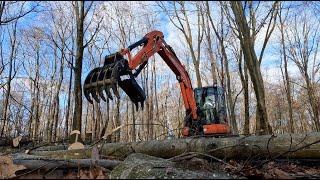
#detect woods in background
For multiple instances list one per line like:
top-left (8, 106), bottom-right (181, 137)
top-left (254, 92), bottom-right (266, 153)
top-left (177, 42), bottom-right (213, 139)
top-left (0, 1), bottom-right (319, 143)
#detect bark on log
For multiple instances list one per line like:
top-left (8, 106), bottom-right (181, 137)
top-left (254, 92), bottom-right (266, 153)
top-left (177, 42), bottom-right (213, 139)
top-left (11, 154), bottom-right (120, 170)
top-left (31, 144), bottom-right (69, 151)
top-left (99, 132), bottom-right (320, 160)
top-left (29, 148), bottom-right (92, 159)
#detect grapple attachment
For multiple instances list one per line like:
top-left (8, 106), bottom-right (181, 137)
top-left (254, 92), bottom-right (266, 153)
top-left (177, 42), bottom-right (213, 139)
top-left (83, 53), bottom-right (146, 110)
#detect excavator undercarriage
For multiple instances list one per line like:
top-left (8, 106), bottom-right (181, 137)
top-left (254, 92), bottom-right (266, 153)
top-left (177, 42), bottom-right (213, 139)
top-left (83, 30), bottom-right (230, 137)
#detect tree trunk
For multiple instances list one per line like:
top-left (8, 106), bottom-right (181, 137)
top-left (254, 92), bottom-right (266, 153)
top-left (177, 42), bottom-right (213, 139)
top-left (54, 52), bottom-right (64, 141)
top-left (145, 64), bottom-right (150, 140)
top-left (94, 103), bottom-right (101, 140)
top-left (238, 51), bottom-right (250, 135)
top-left (48, 99), bottom-right (55, 143)
top-left (98, 132), bottom-right (320, 160)
top-left (27, 80), bottom-right (35, 140)
top-left (193, 60), bottom-right (202, 88)
top-left (206, 2), bottom-right (237, 133)
top-left (125, 100), bottom-right (129, 142)
top-left (243, 65), bottom-right (250, 134)
top-left (27, 133), bottom-right (320, 160)
top-left (0, 46), bottom-right (12, 137)
top-left (33, 49), bottom-right (41, 141)
top-left (65, 39), bottom-right (74, 137)
top-left (153, 56), bottom-right (159, 134)
top-left (204, 14), bottom-right (218, 85)
top-left (47, 53), bottom-right (56, 142)
top-left (131, 103), bottom-right (136, 142)
top-left (115, 98), bottom-right (121, 142)
top-left (279, 11), bottom-right (294, 133)
top-left (224, 48), bottom-right (238, 134)
top-left (230, 1), bottom-right (272, 135)
top-left (149, 61), bottom-right (154, 140)
top-left (100, 98), bottom-right (110, 139)
top-left (72, 1), bottom-right (85, 139)
top-left (11, 153), bottom-right (121, 170)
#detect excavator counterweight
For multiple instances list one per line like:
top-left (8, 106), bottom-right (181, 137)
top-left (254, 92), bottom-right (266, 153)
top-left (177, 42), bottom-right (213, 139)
top-left (83, 30), bottom-right (230, 136)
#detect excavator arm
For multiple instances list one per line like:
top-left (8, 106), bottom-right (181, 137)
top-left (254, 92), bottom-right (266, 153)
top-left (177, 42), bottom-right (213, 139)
top-left (118, 30), bottom-right (198, 120)
top-left (84, 30), bottom-right (198, 121)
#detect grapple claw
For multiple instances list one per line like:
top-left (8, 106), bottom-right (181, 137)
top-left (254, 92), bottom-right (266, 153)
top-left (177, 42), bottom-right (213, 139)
top-left (84, 90), bottom-right (93, 104)
top-left (98, 87), bottom-right (106, 102)
top-left (91, 90), bottom-right (100, 103)
top-left (105, 86), bottom-right (113, 100)
top-left (83, 53), bottom-right (147, 110)
top-left (111, 84), bottom-right (120, 99)
top-left (97, 69), bottom-right (107, 102)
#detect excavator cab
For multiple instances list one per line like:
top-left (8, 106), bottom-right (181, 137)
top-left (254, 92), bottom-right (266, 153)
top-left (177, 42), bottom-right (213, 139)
top-left (194, 86), bottom-right (227, 125)
top-left (183, 86), bottom-right (230, 136)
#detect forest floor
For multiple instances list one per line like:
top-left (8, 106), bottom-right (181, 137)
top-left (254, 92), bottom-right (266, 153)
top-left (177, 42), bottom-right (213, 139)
top-left (1, 150), bottom-right (320, 179)
top-left (1, 134), bottom-right (320, 179)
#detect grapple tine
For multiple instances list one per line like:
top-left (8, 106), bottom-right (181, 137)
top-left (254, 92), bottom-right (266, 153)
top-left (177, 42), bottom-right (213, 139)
top-left (135, 102), bottom-right (139, 111)
top-left (90, 89), bottom-right (100, 103)
top-left (100, 67), bottom-right (114, 100)
top-left (98, 86), bottom-right (106, 102)
top-left (110, 62), bottom-right (121, 99)
top-left (111, 84), bottom-right (120, 99)
top-left (84, 89), bottom-right (93, 104)
top-left (105, 86), bottom-right (113, 100)
top-left (97, 69), bottom-right (106, 102)
top-left (84, 67), bottom-right (100, 104)
top-left (141, 101), bottom-right (144, 110)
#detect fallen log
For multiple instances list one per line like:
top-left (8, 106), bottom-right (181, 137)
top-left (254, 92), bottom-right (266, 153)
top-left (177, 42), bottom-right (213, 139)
top-left (99, 132), bottom-right (320, 160)
top-left (27, 132), bottom-right (320, 161)
top-left (11, 154), bottom-right (121, 170)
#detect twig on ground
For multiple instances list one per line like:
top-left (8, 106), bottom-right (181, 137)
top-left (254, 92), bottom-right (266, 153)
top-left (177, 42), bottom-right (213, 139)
top-left (237, 137), bottom-right (320, 173)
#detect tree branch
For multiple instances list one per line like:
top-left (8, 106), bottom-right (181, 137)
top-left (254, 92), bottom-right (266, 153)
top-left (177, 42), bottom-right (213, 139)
top-left (84, 16), bottom-right (103, 48)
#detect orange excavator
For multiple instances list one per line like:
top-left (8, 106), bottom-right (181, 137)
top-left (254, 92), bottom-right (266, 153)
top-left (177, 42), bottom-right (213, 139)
top-left (83, 30), bottom-right (230, 136)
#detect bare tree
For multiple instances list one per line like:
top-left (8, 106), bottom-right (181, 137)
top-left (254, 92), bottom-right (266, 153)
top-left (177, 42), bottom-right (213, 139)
top-left (71, 1), bottom-right (102, 140)
top-left (278, 2), bottom-right (294, 133)
top-left (203, 4), bottom-right (218, 86)
top-left (227, 1), bottom-right (279, 135)
top-left (0, 1), bottom-right (37, 25)
top-left (205, 1), bottom-right (239, 134)
top-left (0, 20), bottom-right (19, 137)
top-left (285, 11), bottom-right (320, 131)
top-left (157, 1), bottom-right (205, 88)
